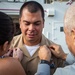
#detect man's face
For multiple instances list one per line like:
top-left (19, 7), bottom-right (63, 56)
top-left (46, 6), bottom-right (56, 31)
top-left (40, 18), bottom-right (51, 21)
top-left (64, 27), bottom-right (75, 55)
top-left (19, 9), bottom-right (44, 44)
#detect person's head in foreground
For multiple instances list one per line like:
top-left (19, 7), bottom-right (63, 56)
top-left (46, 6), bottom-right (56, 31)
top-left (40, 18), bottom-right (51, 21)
top-left (64, 3), bottom-right (75, 56)
top-left (0, 12), bottom-right (14, 56)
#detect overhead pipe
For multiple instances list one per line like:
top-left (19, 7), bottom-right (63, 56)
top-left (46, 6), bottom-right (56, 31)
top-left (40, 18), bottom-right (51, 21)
top-left (0, 8), bottom-right (19, 11)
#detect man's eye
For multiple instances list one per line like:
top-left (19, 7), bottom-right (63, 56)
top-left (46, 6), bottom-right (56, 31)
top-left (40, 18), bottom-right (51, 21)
top-left (25, 23), bottom-right (30, 25)
top-left (35, 23), bottom-right (40, 26)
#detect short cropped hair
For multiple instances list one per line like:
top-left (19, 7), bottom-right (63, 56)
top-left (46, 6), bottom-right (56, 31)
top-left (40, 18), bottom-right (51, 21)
top-left (64, 3), bottom-right (75, 34)
top-left (19, 1), bottom-right (44, 20)
top-left (0, 12), bottom-right (14, 45)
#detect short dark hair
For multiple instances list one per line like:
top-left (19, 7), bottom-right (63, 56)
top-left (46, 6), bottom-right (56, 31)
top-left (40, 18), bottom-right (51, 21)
top-left (0, 12), bottom-right (14, 45)
top-left (19, 1), bottom-right (44, 20)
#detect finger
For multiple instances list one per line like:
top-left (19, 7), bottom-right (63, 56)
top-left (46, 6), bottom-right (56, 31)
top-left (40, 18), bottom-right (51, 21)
top-left (50, 48), bottom-right (56, 55)
top-left (8, 50), bottom-right (13, 56)
top-left (50, 46), bottom-right (55, 50)
top-left (16, 48), bottom-right (23, 54)
top-left (9, 48), bottom-right (13, 51)
top-left (50, 44), bottom-right (58, 48)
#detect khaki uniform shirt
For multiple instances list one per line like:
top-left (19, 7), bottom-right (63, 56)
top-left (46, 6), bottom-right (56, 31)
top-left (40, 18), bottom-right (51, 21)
top-left (10, 34), bottom-right (64, 75)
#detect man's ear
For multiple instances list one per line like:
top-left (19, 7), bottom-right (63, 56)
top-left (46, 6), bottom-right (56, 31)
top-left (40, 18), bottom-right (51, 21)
top-left (3, 41), bottom-right (9, 51)
top-left (71, 28), bottom-right (75, 40)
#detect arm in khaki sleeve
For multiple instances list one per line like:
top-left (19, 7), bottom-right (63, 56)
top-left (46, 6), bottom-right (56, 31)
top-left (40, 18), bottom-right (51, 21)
top-left (66, 53), bottom-right (75, 65)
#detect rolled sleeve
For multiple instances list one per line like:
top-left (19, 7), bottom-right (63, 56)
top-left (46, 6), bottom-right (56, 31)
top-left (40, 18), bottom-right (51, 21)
top-left (54, 63), bottom-right (75, 75)
top-left (66, 53), bottom-right (75, 65)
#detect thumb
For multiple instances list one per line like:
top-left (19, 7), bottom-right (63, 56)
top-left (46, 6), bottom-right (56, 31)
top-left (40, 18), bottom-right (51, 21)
top-left (49, 47), bottom-right (56, 55)
top-left (50, 48), bottom-right (56, 54)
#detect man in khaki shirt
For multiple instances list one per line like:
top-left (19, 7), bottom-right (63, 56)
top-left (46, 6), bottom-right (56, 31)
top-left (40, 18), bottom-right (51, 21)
top-left (10, 1), bottom-right (64, 75)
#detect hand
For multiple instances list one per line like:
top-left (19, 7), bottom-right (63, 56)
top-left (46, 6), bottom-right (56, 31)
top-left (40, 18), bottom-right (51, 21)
top-left (49, 44), bottom-right (67, 60)
top-left (3, 49), bottom-right (13, 57)
top-left (13, 48), bottom-right (23, 61)
top-left (38, 45), bottom-right (51, 62)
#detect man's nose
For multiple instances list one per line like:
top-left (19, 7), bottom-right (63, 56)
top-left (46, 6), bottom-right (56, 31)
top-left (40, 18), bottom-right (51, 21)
top-left (29, 24), bottom-right (35, 30)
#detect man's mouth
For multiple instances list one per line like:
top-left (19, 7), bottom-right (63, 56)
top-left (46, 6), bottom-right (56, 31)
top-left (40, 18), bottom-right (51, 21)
top-left (27, 34), bottom-right (36, 38)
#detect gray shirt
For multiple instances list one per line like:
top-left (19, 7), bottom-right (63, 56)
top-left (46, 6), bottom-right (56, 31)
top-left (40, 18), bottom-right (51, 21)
top-left (36, 53), bottom-right (75, 75)
top-left (35, 64), bottom-right (50, 75)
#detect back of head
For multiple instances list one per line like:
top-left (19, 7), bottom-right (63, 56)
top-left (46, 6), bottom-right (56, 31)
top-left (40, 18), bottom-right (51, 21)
top-left (19, 1), bottom-right (44, 20)
top-left (64, 3), bottom-right (75, 33)
top-left (0, 12), bottom-right (14, 45)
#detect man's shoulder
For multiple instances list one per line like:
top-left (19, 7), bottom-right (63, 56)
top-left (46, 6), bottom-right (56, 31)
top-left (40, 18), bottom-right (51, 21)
top-left (13, 34), bottom-right (22, 40)
top-left (42, 34), bottom-right (55, 45)
top-left (10, 34), bottom-right (23, 48)
top-left (12, 34), bottom-right (22, 43)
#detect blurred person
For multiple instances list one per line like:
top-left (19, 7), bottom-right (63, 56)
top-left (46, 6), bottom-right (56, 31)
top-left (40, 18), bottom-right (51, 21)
top-left (0, 12), bottom-right (26, 75)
